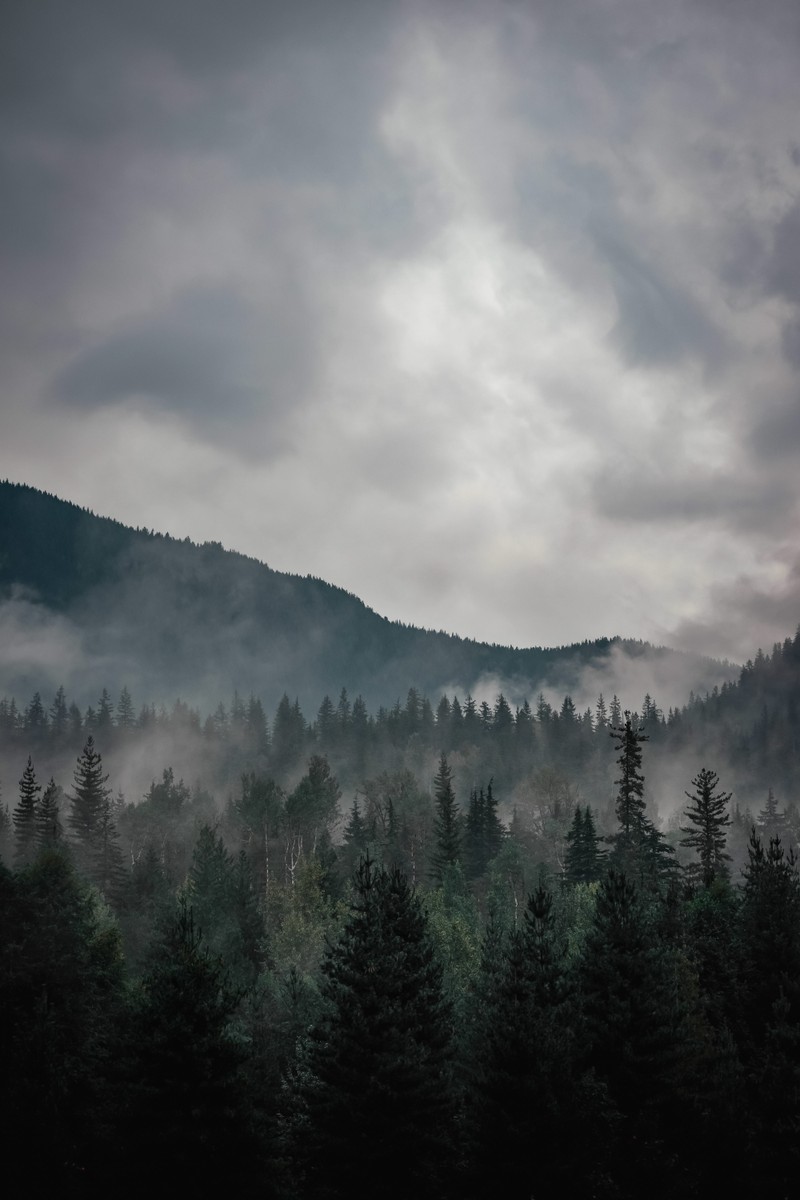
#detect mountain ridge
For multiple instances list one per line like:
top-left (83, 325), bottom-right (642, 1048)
top-left (0, 480), bottom-right (733, 711)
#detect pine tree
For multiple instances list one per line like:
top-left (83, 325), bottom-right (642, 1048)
top-left (13, 756), bottom-right (41, 867)
top-left (114, 897), bottom-right (260, 1190)
top-left (564, 805), bottom-right (604, 885)
top-left (469, 886), bottom-right (598, 1198)
top-left (35, 778), bottom-right (63, 853)
top-left (757, 788), bottom-right (788, 844)
top-left (298, 858), bottom-right (456, 1198)
top-left (185, 825), bottom-right (264, 984)
top-left (579, 867), bottom-right (686, 1193)
top-left (608, 714), bottom-right (673, 886)
top-left (738, 831), bottom-right (800, 1195)
top-left (115, 686), bottom-right (136, 731)
top-left (341, 798), bottom-right (369, 876)
top-left (431, 753), bottom-right (461, 884)
top-left (49, 685), bottom-right (69, 738)
top-left (680, 768), bottom-right (732, 889)
top-left (464, 782), bottom-right (505, 879)
top-left (68, 736), bottom-right (112, 884)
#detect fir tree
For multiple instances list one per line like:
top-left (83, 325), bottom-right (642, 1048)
top-left (35, 778), bottom-right (63, 853)
top-left (564, 805), bottom-right (604, 885)
top-left (68, 736), bottom-right (113, 884)
top-left (608, 714), bottom-right (673, 886)
top-left (114, 897), bottom-right (260, 1190)
top-left (13, 756), bottom-right (41, 867)
top-left (464, 782), bottom-right (504, 879)
top-left (469, 886), bottom-right (598, 1198)
top-left (298, 858), bottom-right (456, 1198)
top-left (49, 685), bottom-right (69, 738)
top-left (431, 753), bottom-right (461, 884)
top-left (579, 867), bottom-right (686, 1193)
top-left (680, 768), bottom-right (732, 889)
top-left (116, 686), bottom-right (136, 730)
top-left (757, 788), bottom-right (788, 844)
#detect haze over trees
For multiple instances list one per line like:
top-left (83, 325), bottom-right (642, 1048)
top-left (3, 487), bottom-right (800, 1192)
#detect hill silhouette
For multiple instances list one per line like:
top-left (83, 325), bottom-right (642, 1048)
top-left (0, 480), bottom-right (729, 711)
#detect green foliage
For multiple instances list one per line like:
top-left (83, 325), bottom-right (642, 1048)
top-left (464, 780), bottom-right (505, 880)
top-left (431, 752), bottom-right (461, 884)
top-left (297, 857), bottom-right (457, 1198)
top-left (184, 824), bottom-right (265, 985)
top-left (468, 885), bottom-right (603, 1198)
top-left (424, 862), bottom-right (482, 1003)
top-left (608, 715), bottom-right (675, 887)
top-left (35, 777), bottom-right (63, 853)
top-left (680, 767), bottom-right (732, 889)
top-left (113, 897), bottom-right (262, 1189)
top-left (13, 755), bottom-right (41, 867)
top-left (564, 804), bottom-right (605, 885)
top-left (0, 851), bottom-right (125, 1188)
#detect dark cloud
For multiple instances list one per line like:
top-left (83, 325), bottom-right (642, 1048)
top-left (766, 201), bottom-right (800, 304)
top-left (751, 392), bottom-right (800, 460)
top-left (782, 319), bottom-right (800, 368)
top-left (597, 469), bottom-right (791, 533)
top-left (597, 227), bottom-right (725, 368)
top-left (52, 283), bottom-right (313, 453)
top-left (671, 554), bottom-right (800, 661)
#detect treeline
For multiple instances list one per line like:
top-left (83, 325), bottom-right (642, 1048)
top-left (3, 710), bottom-right (800, 1196)
top-left (3, 627), bottom-right (800, 806)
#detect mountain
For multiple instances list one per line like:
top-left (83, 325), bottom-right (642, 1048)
top-left (0, 481), bottom-right (731, 712)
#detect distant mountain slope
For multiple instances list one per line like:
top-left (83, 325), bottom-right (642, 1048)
top-left (0, 481), bottom-right (731, 711)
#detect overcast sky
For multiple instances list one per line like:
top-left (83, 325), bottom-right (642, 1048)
top-left (2, 0), bottom-right (799, 662)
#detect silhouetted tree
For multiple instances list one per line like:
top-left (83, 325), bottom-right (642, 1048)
top-left (298, 858), bottom-right (456, 1198)
top-left (680, 768), bottom-right (731, 889)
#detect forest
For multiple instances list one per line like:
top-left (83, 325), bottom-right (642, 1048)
top-left (2, 631), bottom-right (800, 1196)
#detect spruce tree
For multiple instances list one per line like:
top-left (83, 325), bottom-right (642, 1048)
top-left (13, 756), bottom-right (41, 867)
top-left (564, 805), bottom-right (604, 885)
top-left (113, 897), bottom-right (261, 1190)
top-left (299, 857), bottom-right (456, 1198)
top-left (608, 715), bottom-right (673, 886)
top-left (469, 886), bottom-right (597, 1198)
top-left (35, 778), bottom-right (63, 853)
top-left (431, 753), bottom-right (461, 884)
top-left (579, 868), bottom-right (686, 1194)
top-left (680, 767), bottom-right (731, 889)
top-left (68, 736), bottom-right (114, 887)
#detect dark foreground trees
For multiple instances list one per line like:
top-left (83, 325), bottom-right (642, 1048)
top-left (296, 857), bottom-right (457, 1198)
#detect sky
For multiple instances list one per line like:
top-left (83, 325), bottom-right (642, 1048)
top-left (2, 0), bottom-right (800, 664)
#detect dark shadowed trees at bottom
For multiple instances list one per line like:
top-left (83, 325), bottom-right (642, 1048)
top-left (111, 897), bottom-right (266, 1192)
top-left (295, 857), bottom-right (457, 1199)
top-left (467, 885), bottom-right (611, 1199)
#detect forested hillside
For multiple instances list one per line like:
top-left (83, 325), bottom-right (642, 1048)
top-left (2, 629), bottom-right (800, 1194)
top-left (2, 483), bottom-right (799, 1196)
top-left (0, 480), bottom-right (730, 711)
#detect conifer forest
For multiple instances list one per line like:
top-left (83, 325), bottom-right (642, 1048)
top-left (3, 632), bottom-right (800, 1197)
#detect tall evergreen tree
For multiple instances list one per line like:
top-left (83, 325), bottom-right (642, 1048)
top-left (464, 782), bottom-right (504, 879)
top-left (35, 778), bottom-right (62, 853)
top-left (469, 886), bottom-right (599, 1198)
top-left (113, 897), bottom-right (262, 1190)
top-left (608, 715), bottom-right (673, 886)
top-left (49, 685), bottom-right (69, 738)
top-left (680, 768), bottom-right (731, 889)
top-left (431, 753), bottom-right (461, 884)
top-left (298, 858), bottom-right (456, 1199)
top-left (68, 736), bottom-right (115, 887)
top-left (564, 805), bottom-right (604, 885)
top-left (579, 867), bottom-right (686, 1194)
top-left (13, 756), bottom-right (41, 867)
